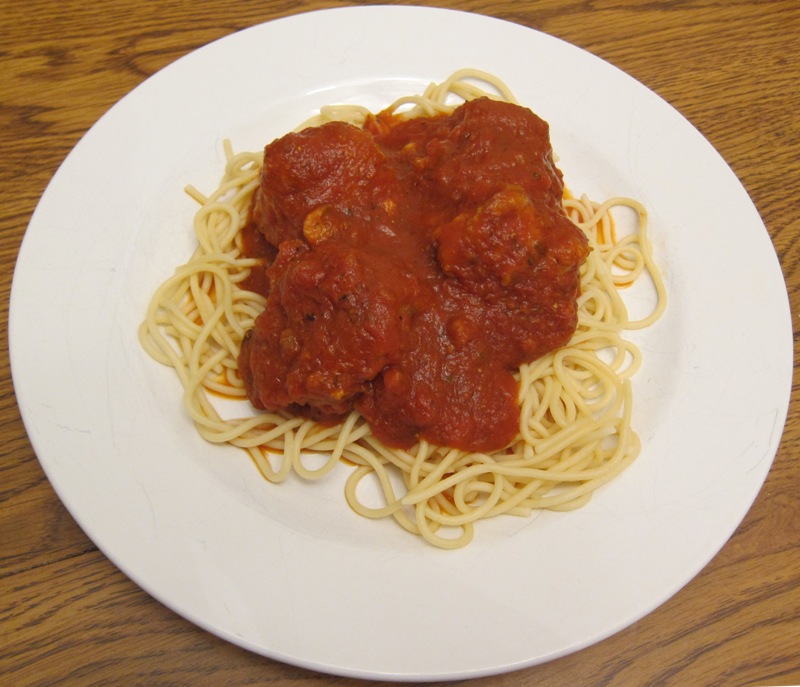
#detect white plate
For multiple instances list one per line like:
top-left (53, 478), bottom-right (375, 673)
top-left (9, 6), bottom-right (792, 681)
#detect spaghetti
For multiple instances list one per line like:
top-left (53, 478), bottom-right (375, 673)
top-left (139, 70), bottom-right (666, 548)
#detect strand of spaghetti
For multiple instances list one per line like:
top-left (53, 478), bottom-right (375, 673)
top-left (546, 394), bottom-right (638, 512)
top-left (328, 412), bottom-right (368, 459)
top-left (426, 432), bottom-right (635, 521)
top-left (564, 331), bottom-right (642, 379)
top-left (624, 222), bottom-right (668, 329)
top-left (189, 408), bottom-right (301, 445)
top-left (454, 477), bottom-right (503, 513)
top-left (270, 425), bottom-right (300, 481)
top-left (406, 447), bottom-right (468, 495)
top-left (424, 471), bottom-right (507, 527)
top-left (498, 432), bottom-right (618, 473)
top-left (576, 284), bottom-right (629, 331)
top-left (292, 412), bottom-right (362, 479)
top-left (400, 432), bottom-right (630, 513)
top-left (386, 95), bottom-right (451, 118)
top-left (345, 465), bottom-right (400, 518)
top-left (295, 413), bottom-right (371, 454)
top-left (346, 435), bottom-right (415, 473)
top-left (553, 348), bottom-right (624, 416)
top-left (569, 196), bottom-right (645, 233)
top-left (188, 308), bottom-right (241, 374)
top-left (188, 264), bottom-right (236, 329)
top-left (139, 265), bottom-right (227, 370)
top-left (484, 472), bottom-right (563, 518)
top-left (193, 180), bottom-right (259, 241)
top-left (343, 451), bottom-right (416, 526)
top-left (248, 444), bottom-right (293, 483)
top-left (194, 204), bottom-right (238, 255)
top-left (414, 505), bottom-right (473, 549)
top-left (424, 68), bottom-right (518, 105)
top-left (570, 198), bottom-right (638, 282)
top-left (569, 195), bottom-right (667, 328)
top-left (143, 254), bottom-right (262, 333)
top-left (606, 235), bottom-right (646, 284)
top-left (579, 263), bottom-right (632, 327)
top-left (535, 430), bottom-right (620, 474)
top-left (532, 409), bottom-right (616, 459)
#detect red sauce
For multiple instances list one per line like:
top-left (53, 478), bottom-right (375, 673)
top-left (238, 98), bottom-right (589, 452)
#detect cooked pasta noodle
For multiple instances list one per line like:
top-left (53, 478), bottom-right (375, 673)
top-left (138, 70), bottom-right (666, 548)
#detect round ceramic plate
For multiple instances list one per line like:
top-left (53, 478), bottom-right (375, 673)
top-left (9, 6), bottom-right (792, 681)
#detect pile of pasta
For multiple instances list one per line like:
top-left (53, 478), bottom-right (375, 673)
top-left (139, 70), bottom-right (666, 549)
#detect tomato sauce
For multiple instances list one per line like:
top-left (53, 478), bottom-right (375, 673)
top-left (238, 98), bottom-right (589, 452)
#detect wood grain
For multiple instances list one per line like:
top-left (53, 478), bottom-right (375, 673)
top-left (2, 1), bottom-right (798, 685)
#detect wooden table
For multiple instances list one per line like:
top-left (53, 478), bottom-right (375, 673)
top-left (2, 1), bottom-right (798, 685)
